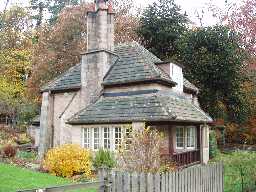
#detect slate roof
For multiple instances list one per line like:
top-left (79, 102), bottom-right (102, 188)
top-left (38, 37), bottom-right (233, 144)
top-left (183, 78), bottom-right (199, 93)
top-left (41, 63), bottom-right (81, 92)
top-left (41, 42), bottom-right (199, 93)
top-left (103, 42), bottom-right (175, 86)
top-left (68, 92), bottom-right (212, 124)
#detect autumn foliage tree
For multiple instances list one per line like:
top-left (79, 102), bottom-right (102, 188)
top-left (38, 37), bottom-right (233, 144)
top-left (226, 0), bottom-right (256, 57)
top-left (0, 6), bottom-right (35, 126)
top-left (28, 0), bottom-right (139, 100)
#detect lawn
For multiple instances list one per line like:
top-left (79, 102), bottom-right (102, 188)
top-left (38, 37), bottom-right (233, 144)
top-left (211, 151), bottom-right (256, 192)
top-left (0, 163), bottom-right (96, 192)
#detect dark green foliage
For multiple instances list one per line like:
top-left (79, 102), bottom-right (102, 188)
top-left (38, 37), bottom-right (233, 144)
top-left (93, 149), bottom-right (116, 169)
top-left (177, 26), bottom-right (249, 123)
top-left (30, 0), bottom-right (79, 26)
top-left (47, 0), bottom-right (79, 25)
top-left (209, 130), bottom-right (219, 158)
top-left (16, 151), bottom-right (37, 160)
top-left (137, 0), bottom-right (189, 60)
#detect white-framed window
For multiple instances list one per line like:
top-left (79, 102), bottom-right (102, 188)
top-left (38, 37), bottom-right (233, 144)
top-left (103, 127), bottom-right (110, 149)
top-left (176, 126), bottom-right (197, 150)
top-left (82, 126), bottom-right (130, 151)
top-left (83, 128), bottom-right (90, 148)
top-left (93, 128), bottom-right (100, 150)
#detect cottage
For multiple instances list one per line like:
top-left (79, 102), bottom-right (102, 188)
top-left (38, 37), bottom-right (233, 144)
top-left (38, 0), bottom-right (212, 166)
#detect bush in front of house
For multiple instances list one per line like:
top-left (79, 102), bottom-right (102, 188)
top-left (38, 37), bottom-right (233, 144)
top-left (43, 144), bottom-right (92, 178)
top-left (209, 130), bottom-right (219, 158)
top-left (2, 144), bottom-right (17, 158)
top-left (93, 149), bottom-right (116, 169)
top-left (118, 127), bottom-right (166, 173)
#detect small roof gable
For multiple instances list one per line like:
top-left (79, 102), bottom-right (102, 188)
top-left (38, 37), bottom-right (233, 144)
top-left (41, 63), bottom-right (81, 92)
top-left (68, 92), bottom-right (212, 125)
top-left (103, 42), bottom-right (176, 86)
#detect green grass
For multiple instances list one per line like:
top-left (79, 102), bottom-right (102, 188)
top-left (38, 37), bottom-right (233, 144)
top-left (211, 151), bottom-right (256, 192)
top-left (0, 163), bottom-right (96, 192)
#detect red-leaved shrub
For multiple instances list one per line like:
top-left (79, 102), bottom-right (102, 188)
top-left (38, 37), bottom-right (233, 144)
top-left (3, 145), bottom-right (17, 158)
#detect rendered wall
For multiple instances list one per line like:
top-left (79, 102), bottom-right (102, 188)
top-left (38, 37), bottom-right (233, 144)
top-left (52, 91), bottom-right (82, 146)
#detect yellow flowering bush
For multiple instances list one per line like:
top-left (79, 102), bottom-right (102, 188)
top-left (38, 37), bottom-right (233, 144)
top-left (43, 144), bottom-right (92, 178)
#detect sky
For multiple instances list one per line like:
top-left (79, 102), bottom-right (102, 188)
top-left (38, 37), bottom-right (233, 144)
top-left (0, 0), bottom-right (239, 26)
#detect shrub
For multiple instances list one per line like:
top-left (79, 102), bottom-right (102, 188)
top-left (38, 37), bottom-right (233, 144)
top-left (15, 133), bottom-right (31, 145)
top-left (3, 144), bottom-right (17, 158)
top-left (93, 149), bottom-right (116, 169)
top-left (16, 151), bottom-right (37, 160)
top-left (118, 127), bottom-right (164, 173)
top-left (43, 144), bottom-right (92, 178)
top-left (209, 130), bottom-right (219, 158)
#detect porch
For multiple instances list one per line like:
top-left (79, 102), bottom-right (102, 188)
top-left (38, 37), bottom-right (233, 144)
top-left (146, 122), bottom-right (209, 167)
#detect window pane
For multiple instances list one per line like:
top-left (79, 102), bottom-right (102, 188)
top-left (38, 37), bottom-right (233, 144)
top-left (187, 127), bottom-right (196, 148)
top-left (103, 127), bottom-right (110, 149)
top-left (94, 128), bottom-right (100, 150)
top-left (83, 128), bottom-right (90, 148)
top-left (176, 127), bottom-right (185, 148)
top-left (114, 127), bottom-right (122, 150)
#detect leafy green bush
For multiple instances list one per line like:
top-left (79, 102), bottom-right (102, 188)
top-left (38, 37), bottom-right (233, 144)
top-left (16, 151), bottom-right (37, 160)
top-left (209, 130), bottom-right (219, 158)
top-left (93, 149), bottom-right (116, 169)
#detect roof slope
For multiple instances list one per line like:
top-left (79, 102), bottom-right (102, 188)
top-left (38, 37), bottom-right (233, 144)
top-left (68, 93), bottom-right (212, 124)
top-left (41, 63), bottom-right (81, 92)
top-left (103, 42), bottom-right (175, 86)
top-left (41, 42), bottom-right (198, 92)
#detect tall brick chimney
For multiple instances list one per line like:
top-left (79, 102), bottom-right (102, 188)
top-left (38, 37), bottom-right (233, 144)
top-left (80, 0), bottom-right (115, 106)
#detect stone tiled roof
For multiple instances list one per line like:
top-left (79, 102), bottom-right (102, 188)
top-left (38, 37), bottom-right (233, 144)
top-left (103, 42), bottom-right (176, 86)
top-left (41, 63), bottom-right (81, 92)
top-left (41, 42), bottom-right (198, 93)
top-left (68, 92), bottom-right (212, 124)
top-left (183, 78), bottom-right (199, 93)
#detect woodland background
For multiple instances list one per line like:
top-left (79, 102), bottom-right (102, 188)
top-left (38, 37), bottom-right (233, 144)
top-left (0, 0), bottom-right (255, 144)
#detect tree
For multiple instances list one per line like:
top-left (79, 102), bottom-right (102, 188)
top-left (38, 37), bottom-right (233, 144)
top-left (137, 0), bottom-right (189, 60)
top-left (28, 1), bottom-right (140, 100)
top-left (0, 6), bottom-right (32, 49)
top-left (47, 0), bottom-right (79, 25)
top-left (227, 0), bottom-right (256, 57)
top-left (0, 6), bottom-right (35, 127)
top-left (113, 0), bottom-right (139, 43)
top-left (177, 26), bottom-right (248, 123)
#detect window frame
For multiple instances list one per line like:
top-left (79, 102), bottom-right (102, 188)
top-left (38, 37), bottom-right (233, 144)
top-left (175, 126), bottom-right (197, 151)
top-left (83, 127), bottom-right (90, 149)
top-left (82, 125), bottom-right (129, 151)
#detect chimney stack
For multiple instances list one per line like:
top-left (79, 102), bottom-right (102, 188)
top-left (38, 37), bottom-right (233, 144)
top-left (80, 0), bottom-right (115, 107)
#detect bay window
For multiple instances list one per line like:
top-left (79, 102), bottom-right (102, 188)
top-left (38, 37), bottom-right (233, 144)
top-left (83, 126), bottom-right (127, 151)
top-left (176, 126), bottom-right (197, 150)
